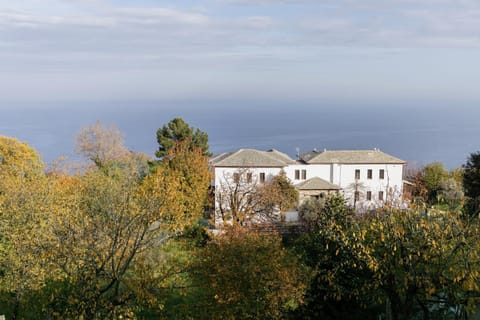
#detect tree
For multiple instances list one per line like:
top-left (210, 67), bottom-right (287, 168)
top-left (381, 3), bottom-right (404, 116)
top-left (215, 170), bottom-right (298, 225)
top-left (215, 168), bottom-right (260, 225)
top-left (0, 171), bottom-right (55, 320)
top-left (404, 163), bottom-right (428, 202)
top-left (297, 197), bottom-right (326, 228)
top-left (463, 151), bottom-right (480, 216)
top-left (155, 118), bottom-right (211, 159)
top-left (193, 226), bottom-right (308, 319)
top-left (297, 194), bottom-right (353, 229)
top-left (0, 138), bottom-right (48, 319)
top-left (293, 195), bottom-right (372, 319)
top-left (33, 157), bottom-right (206, 318)
top-left (143, 139), bottom-right (211, 231)
top-left (439, 178), bottom-right (464, 210)
top-left (359, 208), bottom-right (480, 320)
top-left (76, 121), bottom-right (130, 168)
top-left (450, 167), bottom-right (464, 186)
top-left (41, 139), bottom-right (208, 319)
top-left (463, 152), bottom-right (480, 198)
top-left (294, 195), bottom-right (480, 320)
top-left (463, 152), bottom-right (480, 215)
top-left (0, 136), bottom-right (211, 318)
top-left (424, 162), bottom-right (448, 203)
top-left (257, 171), bottom-right (299, 221)
top-left (405, 162), bottom-right (452, 205)
top-left (345, 180), bottom-right (366, 210)
top-left (43, 169), bottom-right (172, 319)
top-left (0, 135), bottom-right (44, 179)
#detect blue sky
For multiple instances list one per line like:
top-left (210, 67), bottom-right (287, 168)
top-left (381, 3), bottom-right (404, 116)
top-left (1, 0), bottom-right (480, 105)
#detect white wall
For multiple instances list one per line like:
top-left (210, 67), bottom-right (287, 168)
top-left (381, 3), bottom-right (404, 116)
top-left (213, 166), bottom-right (286, 226)
top-left (333, 164), bottom-right (404, 208)
top-left (284, 164), bottom-right (331, 185)
top-left (214, 167), bottom-right (284, 187)
top-left (213, 162), bottom-right (404, 220)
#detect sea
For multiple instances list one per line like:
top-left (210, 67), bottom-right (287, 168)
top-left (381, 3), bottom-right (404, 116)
top-left (1, 99), bottom-right (479, 170)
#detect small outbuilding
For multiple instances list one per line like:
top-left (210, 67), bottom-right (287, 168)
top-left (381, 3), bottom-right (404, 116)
top-left (295, 177), bottom-right (341, 204)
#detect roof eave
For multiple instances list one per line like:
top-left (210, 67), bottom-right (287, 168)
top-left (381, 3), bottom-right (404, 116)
top-left (212, 165), bottom-right (287, 168)
top-left (307, 161), bottom-right (406, 165)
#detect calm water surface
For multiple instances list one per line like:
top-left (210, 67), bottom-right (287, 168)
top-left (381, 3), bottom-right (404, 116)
top-left (0, 100), bottom-right (478, 169)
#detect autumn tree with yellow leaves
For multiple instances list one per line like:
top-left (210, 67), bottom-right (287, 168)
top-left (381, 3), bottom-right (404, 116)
top-left (0, 175), bottom-right (52, 319)
top-left (0, 136), bottom-right (53, 319)
top-left (0, 135), bottom-right (44, 178)
top-left (294, 195), bottom-right (480, 320)
top-left (0, 131), bottom-right (211, 319)
top-left (192, 226), bottom-right (308, 320)
top-left (359, 208), bottom-right (480, 320)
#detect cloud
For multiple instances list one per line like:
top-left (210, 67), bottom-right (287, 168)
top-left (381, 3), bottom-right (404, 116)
top-left (114, 7), bottom-right (210, 26)
top-left (243, 16), bottom-right (275, 28)
top-left (0, 10), bottom-right (117, 28)
top-left (299, 18), bottom-right (352, 32)
top-left (0, 5), bottom-right (211, 29)
top-left (1, 0), bottom-right (480, 101)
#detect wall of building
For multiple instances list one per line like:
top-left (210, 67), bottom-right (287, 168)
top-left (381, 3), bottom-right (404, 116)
top-left (284, 163), bottom-right (331, 184)
top-left (332, 163), bottom-right (404, 209)
top-left (213, 161), bottom-right (405, 219)
top-left (214, 166), bottom-right (284, 187)
top-left (214, 166), bottom-right (292, 226)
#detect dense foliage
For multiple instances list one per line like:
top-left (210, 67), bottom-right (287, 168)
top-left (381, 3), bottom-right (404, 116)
top-left (294, 195), bottom-right (480, 320)
top-left (192, 226), bottom-right (307, 320)
top-left (463, 152), bottom-right (480, 216)
top-left (405, 162), bottom-right (464, 211)
top-left (4, 123), bottom-right (480, 319)
top-left (0, 122), bottom-right (212, 319)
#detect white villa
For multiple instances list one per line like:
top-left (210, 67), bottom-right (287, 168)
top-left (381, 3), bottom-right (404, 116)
top-left (210, 148), bottom-right (406, 223)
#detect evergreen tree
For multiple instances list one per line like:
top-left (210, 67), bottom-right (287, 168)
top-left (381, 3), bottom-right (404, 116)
top-left (463, 151), bottom-right (480, 215)
top-left (155, 118), bottom-right (211, 159)
top-left (463, 152), bottom-right (480, 198)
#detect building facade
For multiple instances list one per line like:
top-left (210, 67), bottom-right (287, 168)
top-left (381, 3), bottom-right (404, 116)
top-left (210, 148), bottom-right (405, 224)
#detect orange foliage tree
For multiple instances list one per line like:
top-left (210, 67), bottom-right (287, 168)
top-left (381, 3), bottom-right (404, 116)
top-left (193, 226), bottom-right (308, 319)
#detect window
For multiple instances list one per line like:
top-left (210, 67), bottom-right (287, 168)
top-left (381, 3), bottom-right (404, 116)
top-left (301, 169), bottom-right (307, 180)
top-left (367, 169), bottom-right (372, 179)
top-left (295, 170), bottom-right (300, 180)
top-left (379, 169), bottom-right (385, 179)
top-left (233, 172), bottom-right (240, 183)
top-left (259, 172), bottom-right (265, 183)
top-left (355, 169), bottom-right (360, 180)
top-left (366, 191), bottom-right (372, 201)
top-left (247, 172), bottom-right (252, 183)
top-left (379, 191), bottom-right (384, 201)
top-left (354, 191), bottom-right (360, 201)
